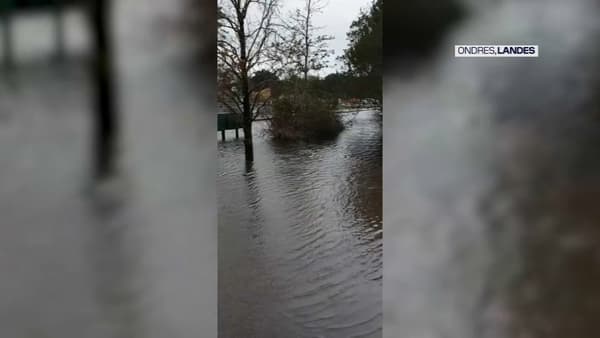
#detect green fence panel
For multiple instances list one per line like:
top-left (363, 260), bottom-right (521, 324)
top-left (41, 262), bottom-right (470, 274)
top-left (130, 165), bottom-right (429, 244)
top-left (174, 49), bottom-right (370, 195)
top-left (217, 113), bottom-right (242, 131)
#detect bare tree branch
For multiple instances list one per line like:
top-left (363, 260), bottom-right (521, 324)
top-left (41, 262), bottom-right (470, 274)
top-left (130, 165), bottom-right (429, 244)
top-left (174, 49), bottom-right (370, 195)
top-left (218, 0), bottom-right (281, 137)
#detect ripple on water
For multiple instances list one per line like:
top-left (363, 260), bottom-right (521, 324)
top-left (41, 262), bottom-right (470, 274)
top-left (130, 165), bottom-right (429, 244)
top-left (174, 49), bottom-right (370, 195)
top-left (219, 110), bottom-right (382, 337)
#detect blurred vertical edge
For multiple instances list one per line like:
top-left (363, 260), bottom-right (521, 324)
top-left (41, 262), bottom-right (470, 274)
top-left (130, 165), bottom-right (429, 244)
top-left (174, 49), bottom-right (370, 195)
top-left (195, 0), bottom-right (218, 336)
top-left (189, 0), bottom-right (217, 96)
top-left (191, 0), bottom-right (218, 337)
top-left (382, 1), bottom-right (465, 338)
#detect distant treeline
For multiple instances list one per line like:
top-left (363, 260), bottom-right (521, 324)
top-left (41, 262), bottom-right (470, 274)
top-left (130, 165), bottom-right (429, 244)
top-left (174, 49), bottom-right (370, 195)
top-left (252, 71), bottom-right (381, 102)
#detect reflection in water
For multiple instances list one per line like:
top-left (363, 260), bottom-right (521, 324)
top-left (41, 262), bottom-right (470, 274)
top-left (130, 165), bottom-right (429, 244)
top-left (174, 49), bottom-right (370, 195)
top-left (219, 111), bottom-right (382, 337)
top-left (87, 189), bottom-right (143, 338)
top-left (384, 0), bottom-right (600, 337)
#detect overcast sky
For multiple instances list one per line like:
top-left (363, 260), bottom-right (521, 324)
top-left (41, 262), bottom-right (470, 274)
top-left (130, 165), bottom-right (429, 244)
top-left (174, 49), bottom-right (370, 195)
top-left (280, 0), bottom-right (372, 75)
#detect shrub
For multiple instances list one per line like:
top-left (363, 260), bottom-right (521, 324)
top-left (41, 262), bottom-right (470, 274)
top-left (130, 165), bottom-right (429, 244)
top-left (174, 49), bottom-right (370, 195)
top-left (269, 93), bottom-right (344, 141)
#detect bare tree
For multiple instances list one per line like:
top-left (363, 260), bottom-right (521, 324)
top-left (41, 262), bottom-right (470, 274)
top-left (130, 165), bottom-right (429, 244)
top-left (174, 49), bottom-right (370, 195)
top-left (281, 0), bottom-right (334, 81)
top-left (218, 0), bottom-right (279, 162)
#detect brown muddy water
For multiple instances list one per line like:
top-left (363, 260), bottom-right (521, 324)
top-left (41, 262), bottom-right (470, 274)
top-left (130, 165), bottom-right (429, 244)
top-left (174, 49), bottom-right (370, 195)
top-left (219, 111), bottom-right (382, 338)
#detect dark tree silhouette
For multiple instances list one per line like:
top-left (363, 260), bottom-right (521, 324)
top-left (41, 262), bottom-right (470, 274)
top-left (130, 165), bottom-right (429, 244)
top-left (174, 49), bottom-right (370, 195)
top-left (341, 0), bottom-right (382, 106)
top-left (218, 0), bottom-right (280, 162)
top-left (384, 0), bottom-right (464, 60)
top-left (343, 0), bottom-right (382, 77)
top-left (250, 69), bottom-right (279, 91)
top-left (90, 0), bottom-right (117, 178)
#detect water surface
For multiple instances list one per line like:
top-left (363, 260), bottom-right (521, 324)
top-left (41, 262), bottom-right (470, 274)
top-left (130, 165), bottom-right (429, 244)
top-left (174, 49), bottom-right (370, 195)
top-left (219, 111), bottom-right (382, 338)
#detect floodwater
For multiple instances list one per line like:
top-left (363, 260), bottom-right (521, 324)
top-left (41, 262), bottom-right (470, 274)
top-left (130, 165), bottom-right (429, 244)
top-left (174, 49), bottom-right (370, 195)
top-left (0, 0), bottom-right (216, 337)
top-left (384, 0), bottom-right (600, 338)
top-left (219, 111), bottom-right (382, 337)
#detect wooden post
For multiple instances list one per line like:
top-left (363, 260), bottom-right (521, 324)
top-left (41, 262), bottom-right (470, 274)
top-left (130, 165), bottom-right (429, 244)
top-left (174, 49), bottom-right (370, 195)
top-left (90, 0), bottom-right (117, 179)
top-left (235, 128), bottom-right (239, 139)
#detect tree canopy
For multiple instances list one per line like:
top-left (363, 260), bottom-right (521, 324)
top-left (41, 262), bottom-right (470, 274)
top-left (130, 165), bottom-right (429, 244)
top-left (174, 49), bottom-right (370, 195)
top-left (343, 0), bottom-right (382, 77)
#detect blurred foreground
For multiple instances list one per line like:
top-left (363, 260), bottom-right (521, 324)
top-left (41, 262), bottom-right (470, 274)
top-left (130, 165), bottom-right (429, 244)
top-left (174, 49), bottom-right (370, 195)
top-left (0, 0), bottom-right (216, 337)
top-left (384, 0), bottom-right (600, 337)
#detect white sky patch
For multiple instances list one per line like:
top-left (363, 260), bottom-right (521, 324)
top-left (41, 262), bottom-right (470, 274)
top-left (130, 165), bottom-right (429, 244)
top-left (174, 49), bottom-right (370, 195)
top-left (280, 0), bottom-right (372, 75)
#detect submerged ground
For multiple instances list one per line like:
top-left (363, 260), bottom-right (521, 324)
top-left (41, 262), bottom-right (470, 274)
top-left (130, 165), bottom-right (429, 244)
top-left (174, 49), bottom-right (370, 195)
top-left (219, 112), bottom-right (382, 338)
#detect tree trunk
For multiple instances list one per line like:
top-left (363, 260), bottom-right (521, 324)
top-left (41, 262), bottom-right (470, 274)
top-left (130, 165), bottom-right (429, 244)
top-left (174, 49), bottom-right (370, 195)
top-left (303, 0), bottom-right (311, 82)
top-left (237, 6), bottom-right (254, 162)
top-left (90, 0), bottom-right (117, 178)
top-left (241, 70), bottom-right (253, 161)
top-left (242, 113), bottom-right (254, 162)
